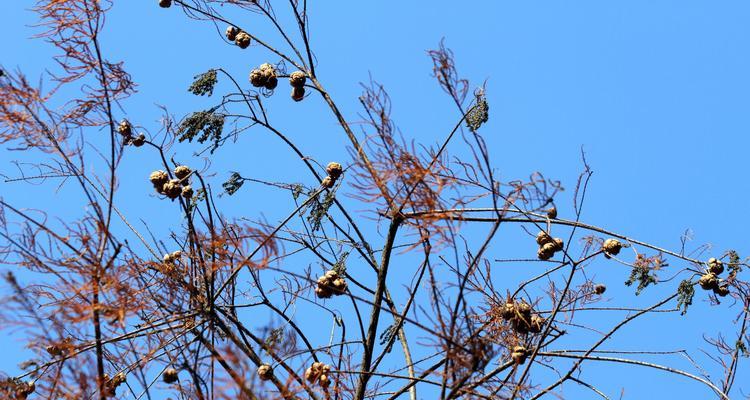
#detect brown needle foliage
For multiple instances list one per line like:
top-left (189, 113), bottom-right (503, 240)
top-left (0, 2), bottom-right (748, 400)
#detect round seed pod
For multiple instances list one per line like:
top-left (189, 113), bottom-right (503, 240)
top-left (162, 179), bottom-right (182, 199)
top-left (117, 119), bottom-right (132, 137)
top-left (174, 165), bottom-right (191, 180)
top-left (535, 231), bottom-right (553, 246)
top-left (708, 258), bottom-right (724, 275)
top-left (602, 238), bottom-right (622, 257)
top-left (318, 374), bottom-right (331, 388)
top-left (551, 238), bottom-right (564, 251)
top-left (500, 302), bottom-right (515, 320)
top-left (698, 273), bottom-right (719, 291)
top-left (149, 170), bottom-right (169, 188)
top-left (259, 63), bottom-right (273, 71)
top-left (324, 270), bottom-right (338, 279)
top-left (594, 284), bottom-right (607, 295)
top-left (162, 253), bottom-right (175, 264)
top-left (321, 176), bottom-right (335, 188)
top-left (163, 368), bottom-right (178, 383)
top-left (511, 315), bottom-right (530, 334)
top-left (332, 277), bottom-right (347, 293)
top-left (46, 344), bottom-right (62, 357)
top-left (181, 185), bottom-right (194, 199)
top-left (131, 133), bottom-right (145, 147)
top-left (546, 206), bottom-right (558, 219)
top-left (326, 162), bottom-right (343, 179)
top-left (159, 0), bottom-right (171, 8)
top-left (515, 301), bottom-right (532, 318)
top-left (291, 86), bottom-right (305, 102)
top-left (511, 346), bottom-right (528, 365)
top-left (537, 247), bottom-right (553, 261)
top-left (113, 372), bottom-right (126, 386)
top-left (265, 76), bottom-right (278, 90)
top-left (315, 286), bottom-right (332, 299)
top-left (304, 365), bottom-right (316, 382)
top-left (257, 364), bottom-right (273, 381)
top-left (225, 26), bottom-right (239, 41)
top-left (235, 31), bottom-right (251, 49)
top-left (714, 284), bottom-right (730, 297)
top-left (249, 69), bottom-right (265, 87)
top-left (289, 71), bottom-right (307, 88)
top-left (529, 314), bottom-right (545, 334)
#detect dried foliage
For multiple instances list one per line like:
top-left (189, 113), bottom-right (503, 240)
top-left (0, 2), bottom-right (748, 400)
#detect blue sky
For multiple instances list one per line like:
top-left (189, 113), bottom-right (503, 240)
top-left (1, 1), bottom-right (749, 399)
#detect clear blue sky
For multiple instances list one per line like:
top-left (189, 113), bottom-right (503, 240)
top-left (1, 1), bottom-right (749, 399)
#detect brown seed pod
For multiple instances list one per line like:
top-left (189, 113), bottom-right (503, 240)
top-left (331, 277), bottom-right (347, 293)
top-left (515, 301), bottom-right (532, 317)
top-left (713, 284), bottom-right (730, 297)
top-left (181, 185), bottom-right (194, 199)
top-left (249, 69), bottom-right (265, 87)
top-left (602, 238), bottom-right (622, 257)
top-left (235, 31), bottom-right (251, 49)
top-left (117, 119), bottom-right (132, 137)
top-left (318, 374), bottom-right (331, 388)
top-left (257, 364), bottom-right (273, 381)
top-left (698, 273), bottom-right (719, 291)
top-left (538, 242), bottom-right (557, 260)
top-left (551, 238), bottom-right (564, 251)
top-left (326, 162), bottom-right (343, 179)
top-left (159, 0), bottom-right (171, 8)
top-left (511, 317), bottom-right (530, 334)
top-left (321, 176), bottom-right (335, 188)
top-left (149, 170), bottom-right (169, 188)
top-left (315, 286), bottom-right (332, 299)
top-left (707, 258), bottom-right (724, 275)
top-left (265, 76), bottom-right (278, 90)
top-left (46, 344), bottom-right (62, 357)
top-left (131, 133), bottom-right (145, 147)
top-left (225, 26), bottom-right (239, 41)
top-left (289, 71), bottom-right (307, 88)
top-left (535, 231), bottom-right (553, 246)
top-left (594, 284), bottom-right (607, 295)
top-left (511, 346), bottom-right (528, 365)
top-left (162, 179), bottom-right (182, 199)
top-left (500, 302), bottom-right (516, 320)
top-left (174, 165), bottom-right (191, 180)
top-left (291, 86), bottom-right (305, 102)
top-left (163, 367), bottom-right (178, 383)
top-left (546, 206), bottom-right (558, 219)
top-left (529, 314), bottom-right (545, 334)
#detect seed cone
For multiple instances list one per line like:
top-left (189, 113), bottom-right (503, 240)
top-left (289, 71), bottom-right (307, 88)
top-left (163, 368), bottom-right (178, 383)
top-left (257, 364), bottom-right (273, 381)
top-left (225, 26), bottom-right (239, 41)
top-left (235, 31), bottom-right (251, 49)
top-left (602, 238), bottom-right (622, 257)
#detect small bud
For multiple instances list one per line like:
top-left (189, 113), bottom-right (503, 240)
top-left (181, 185), bottom-right (194, 199)
top-left (158, 0), bottom-right (171, 8)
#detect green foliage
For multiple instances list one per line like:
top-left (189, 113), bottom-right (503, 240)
top-left (265, 327), bottom-right (283, 346)
top-left (466, 91), bottom-right (489, 132)
top-left (378, 322), bottom-right (398, 353)
top-left (177, 107), bottom-right (225, 152)
top-left (222, 172), bottom-right (244, 196)
top-left (333, 251), bottom-right (349, 276)
top-left (737, 339), bottom-right (749, 357)
top-left (291, 183), bottom-right (304, 200)
top-left (625, 263), bottom-right (658, 295)
top-left (727, 250), bottom-right (742, 279)
top-left (676, 279), bottom-right (694, 315)
top-left (189, 69), bottom-right (218, 96)
top-left (307, 188), bottom-right (336, 232)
